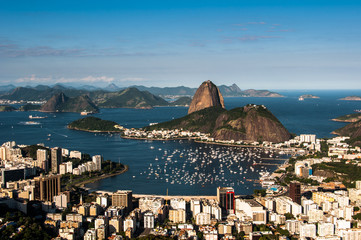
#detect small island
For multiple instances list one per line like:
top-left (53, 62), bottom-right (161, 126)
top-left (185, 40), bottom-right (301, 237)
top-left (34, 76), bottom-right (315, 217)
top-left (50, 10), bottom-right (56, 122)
top-left (299, 94), bottom-right (320, 99)
top-left (0, 105), bottom-right (16, 112)
top-left (339, 96), bottom-right (361, 101)
top-left (332, 113), bottom-right (361, 122)
top-left (67, 116), bottom-right (124, 132)
top-left (19, 103), bottom-right (42, 111)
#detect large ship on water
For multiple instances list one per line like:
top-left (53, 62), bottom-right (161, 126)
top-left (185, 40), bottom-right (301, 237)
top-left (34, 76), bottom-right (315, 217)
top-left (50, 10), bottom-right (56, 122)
top-left (29, 115), bottom-right (47, 119)
top-left (23, 121), bottom-right (41, 125)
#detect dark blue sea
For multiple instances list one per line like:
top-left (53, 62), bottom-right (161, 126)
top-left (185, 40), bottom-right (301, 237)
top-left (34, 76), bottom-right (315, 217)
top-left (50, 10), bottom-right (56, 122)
top-left (0, 90), bottom-right (360, 195)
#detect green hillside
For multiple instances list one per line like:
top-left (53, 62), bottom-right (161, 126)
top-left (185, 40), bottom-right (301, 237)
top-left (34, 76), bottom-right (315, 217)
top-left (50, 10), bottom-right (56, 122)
top-left (96, 87), bottom-right (169, 108)
top-left (68, 116), bottom-right (122, 132)
top-left (146, 104), bottom-right (291, 143)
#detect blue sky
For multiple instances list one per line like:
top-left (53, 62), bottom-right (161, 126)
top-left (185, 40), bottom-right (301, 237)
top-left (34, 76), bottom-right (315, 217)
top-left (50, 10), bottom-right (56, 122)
top-left (0, 0), bottom-right (360, 89)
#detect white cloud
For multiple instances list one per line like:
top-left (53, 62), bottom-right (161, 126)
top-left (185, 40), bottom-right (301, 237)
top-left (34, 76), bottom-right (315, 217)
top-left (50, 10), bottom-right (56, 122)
top-left (13, 74), bottom-right (149, 86)
top-left (119, 77), bottom-right (147, 82)
top-left (15, 74), bottom-right (52, 83)
top-left (15, 74), bottom-right (116, 84)
top-left (80, 76), bottom-right (115, 83)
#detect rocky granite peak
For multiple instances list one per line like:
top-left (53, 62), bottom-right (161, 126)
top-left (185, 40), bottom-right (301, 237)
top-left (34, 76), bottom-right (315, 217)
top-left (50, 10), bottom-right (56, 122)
top-left (40, 92), bottom-right (99, 113)
top-left (188, 80), bottom-right (225, 114)
top-left (40, 92), bottom-right (68, 112)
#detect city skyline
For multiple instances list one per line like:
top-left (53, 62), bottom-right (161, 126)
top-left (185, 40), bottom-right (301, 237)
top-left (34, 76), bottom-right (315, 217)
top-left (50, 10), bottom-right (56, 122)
top-left (1, 0), bottom-right (361, 89)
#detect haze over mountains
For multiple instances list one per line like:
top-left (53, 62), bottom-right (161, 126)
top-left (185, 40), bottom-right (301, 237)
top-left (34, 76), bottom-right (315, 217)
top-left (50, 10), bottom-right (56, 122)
top-left (0, 83), bottom-right (284, 101)
top-left (0, 82), bottom-right (286, 113)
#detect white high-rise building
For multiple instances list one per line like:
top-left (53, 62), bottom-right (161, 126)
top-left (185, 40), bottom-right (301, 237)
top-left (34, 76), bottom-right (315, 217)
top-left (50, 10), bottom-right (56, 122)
top-left (286, 220), bottom-right (301, 234)
top-left (54, 193), bottom-right (68, 209)
top-left (196, 212), bottom-right (211, 226)
top-left (96, 195), bottom-right (108, 208)
top-left (144, 212), bottom-right (155, 229)
top-left (300, 134), bottom-right (316, 143)
top-left (69, 150), bottom-right (82, 159)
top-left (92, 155), bottom-right (102, 171)
top-left (37, 149), bottom-right (48, 161)
top-left (59, 163), bottom-right (67, 175)
top-left (336, 220), bottom-right (351, 234)
top-left (339, 228), bottom-right (361, 240)
top-left (191, 199), bottom-right (201, 217)
top-left (302, 199), bottom-right (318, 215)
top-left (300, 223), bottom-right (317, 238)
top-left (124, 217), bottom-right (136, 233)
top-left (211, 205), bottom-right (222, 220)
top-left (202, 201), bottom-right (212, 215)
top-left (318, 222), bottom-right (335, 237)
top-left (308, 209), bottom-right (324, 223)
top-left (170, 198), bottom-right (186, 210)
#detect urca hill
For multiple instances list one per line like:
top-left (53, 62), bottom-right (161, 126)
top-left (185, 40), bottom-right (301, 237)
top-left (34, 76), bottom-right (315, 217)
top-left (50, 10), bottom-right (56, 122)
top-left (147, 80), bottom-right (291, 143)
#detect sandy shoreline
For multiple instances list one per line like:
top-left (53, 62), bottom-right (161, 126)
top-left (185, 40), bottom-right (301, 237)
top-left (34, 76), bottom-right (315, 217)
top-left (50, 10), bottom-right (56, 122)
top-left (75, 165), bottom-right (129, 187)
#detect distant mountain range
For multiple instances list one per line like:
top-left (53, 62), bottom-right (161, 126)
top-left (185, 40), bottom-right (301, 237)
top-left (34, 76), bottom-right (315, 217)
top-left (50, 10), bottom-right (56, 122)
top-left (0, 83), bottom-right (283, 101)
top-left (0, 82), bottom-right (283, 112)
top-left (131, 83), bottom-right (283, 98)
top-left (35, 88), bottom-right (191, 112)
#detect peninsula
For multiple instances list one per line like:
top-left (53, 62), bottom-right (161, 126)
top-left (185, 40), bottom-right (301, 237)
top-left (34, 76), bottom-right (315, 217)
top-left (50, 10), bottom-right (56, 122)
top-left (332, 113), bottom-right (361, 122)
top-left (0, 105), bottom-right (16, 112)
top-left (332, 120), bottom-right (361, 146)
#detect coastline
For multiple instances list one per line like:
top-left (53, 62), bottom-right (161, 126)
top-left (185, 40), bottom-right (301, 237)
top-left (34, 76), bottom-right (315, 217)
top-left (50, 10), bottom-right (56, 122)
top-left (331, 118), bottom-right (360, 123)
top-left (74, 165), bottom-right (129, 188)
top-left (67, 126), bottom-right (123, 133)
top-left (120, 135), bottom-right (190, 141)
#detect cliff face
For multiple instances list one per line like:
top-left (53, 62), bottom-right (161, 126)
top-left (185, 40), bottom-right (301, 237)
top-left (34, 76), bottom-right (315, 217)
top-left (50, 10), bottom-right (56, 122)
top-left (188, 80), bottom-right (225, 114)
top-left (40, 92), bottom-right (99, 113)
top-left (147, 104), bottom-right (292, 143)
top-left (334, 120), bottom-right (361, 138)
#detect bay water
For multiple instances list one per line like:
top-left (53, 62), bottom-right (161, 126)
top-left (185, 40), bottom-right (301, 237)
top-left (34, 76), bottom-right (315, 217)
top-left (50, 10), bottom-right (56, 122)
top-left (0, 90), bottom-right (360, 195)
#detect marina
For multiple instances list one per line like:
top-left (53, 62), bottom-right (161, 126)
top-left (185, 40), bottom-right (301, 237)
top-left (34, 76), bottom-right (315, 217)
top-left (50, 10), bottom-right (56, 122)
top-left (140, 143), bottom-right (285, 188)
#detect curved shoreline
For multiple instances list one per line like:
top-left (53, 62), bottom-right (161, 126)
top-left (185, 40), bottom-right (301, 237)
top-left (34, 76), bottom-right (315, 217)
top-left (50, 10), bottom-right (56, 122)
top-left (75, 165), bottom-right (129, 187)
top-left (120, 136), bottom-right (191, 141)
top-left (331, 118), bottom-right (361, 123)
top-left (67, 126), bottom-right (123, 133)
